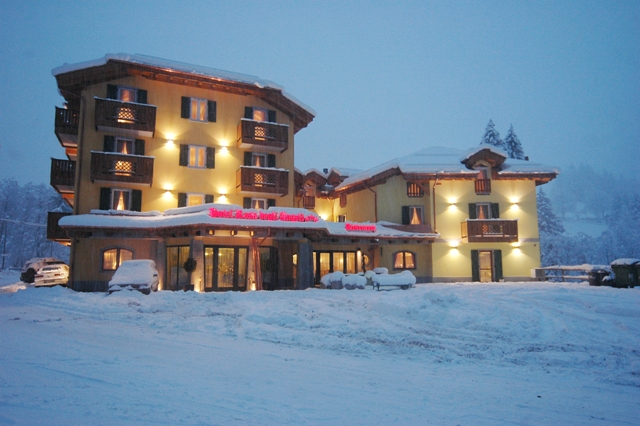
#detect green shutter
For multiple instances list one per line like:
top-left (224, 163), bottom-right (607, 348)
top-left (100, 188), bottom-right (111, 210)
top-left (267, 199), bottom-right (276, 208)
top-left (206, 147), bottom-right (215, 169)
top-left (493, 250), bottom-right (503, 281)
top-left (181, 97), bottom-right (190, 119)
top-left (244, 107), bottom-right (253, 119)
top-left (268, 110), bottom-right (276, 123)
top-left (207, 100), bottom-right (216, 122)
top-left (179, 145), bottom-right (189, 166)
top-left (244, 151), bottom-right (252, 166)
top-left (131, 190), bottom-right (142, 212)
top-left (471, 250), bottom-right (480, 282)
top-left (468, 203), bottom-right (477, 219)
top-left (137, 90), bottom-right (147, 104)
top-left (267, 154), bottom-right (276, 168)
top-left (491, 203), bottom-right (500, 219)
top-left (107, 85), bottom-right (118, 99)
top-left (103, 136), bottom-right (115, 152)
top-left (401, 206), bottom-right (410, 225)
top-left (178, 193), bottom-right (187, 208)
top-left (134, 139), bottom-right (145, 156)
top-left (243, 197), bottom-right (252, 209)
top-left (205, 194), bottom-right (214, 204)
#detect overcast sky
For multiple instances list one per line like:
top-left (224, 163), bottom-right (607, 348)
top-left (0, 1), bottom-right (638, 187)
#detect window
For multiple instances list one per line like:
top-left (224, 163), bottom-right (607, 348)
top-left (252, 108), bottom-right (268, 122)
top-left (313, 250), bottom-right (361, 282)
top-left (115, 138), bottom-right (133, 155)
top-left (189, 146), bottom-right (206, 168)
top-left (407, 182), bottom-right (424, 198)
top-left (252, 153), bottom-right (267, 168)
top-left (100, 188), bottom-right (141, 211)
top-left (167, 246), bottom-right (191, 291)
top-left (251, 198), bottom-right (267, 210)
top-left (179, 145), bottom-right (215, 169)
top-left (181, 97), bottom-right (216, 122)
top-left (118, 87), bottom-right (137, 103)
top-left (187, 194), bottom-right (204, 206)
top-left (103, 136), bottom-right (144, 156)
top-left (475, 167), bottom-right (491, 194)
top-left (471, 250), bottom-right (503, 282)
top-left (244, 152), bottom-right (275, 168)
top-left (337, 215), bottom-right (346, 223)
top-left (102, 248), bottom-right (133, 271)
top-left (402, 206), bottom-right (424, 225)
top-left (340, 193), bottom-right (347, 208)
top-left (245, 106), bottom-right (276, 123)
top-left (111, 189), bottom-right (131, 211)
top-left (107, 84), bottom-right (147, 104)
top-left (469, 203), bottom-right (499, 219)
top-left (393, 251), bottom-right (416, 270)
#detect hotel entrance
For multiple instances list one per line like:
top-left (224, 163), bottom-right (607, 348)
top-left (204, 246), bottom-right (248, 291)
top-left (313, 250), bottom-right (360, 283)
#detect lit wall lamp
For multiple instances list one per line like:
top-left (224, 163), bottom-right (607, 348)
top-left (219, 146), bottom-right (229, 155)
top-left (230, 230), bottom-right (237, 236)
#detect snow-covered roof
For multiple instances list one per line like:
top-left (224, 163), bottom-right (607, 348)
top-left (611, 258), bottom-right (640, 266)
top-left (461, 144), bottom-right (508, 162)
top-left (58, 204), bottom-right (437, 240)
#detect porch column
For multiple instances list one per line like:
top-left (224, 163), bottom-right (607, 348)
top-left (297, 240), bottom-right (314, 290)
top-left (156, 239), bottom-right (166, 291)
top-left (190, 237), bottom-right (204, 292)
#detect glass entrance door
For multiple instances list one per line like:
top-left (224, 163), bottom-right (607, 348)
top-left (478, 250), bottom-right (493, 282)
top-left (204, 246), bottom-right (248, 291)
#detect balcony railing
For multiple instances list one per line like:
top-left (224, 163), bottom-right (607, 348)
top-left (94, 97), bottom-right (156, 137)
top-left (50, 159), bottom-right (75, 193)
top-left (461, 219), bottom-right (518, 243)
top-left (237, 119), bottom-right (289, 152)
top-left (47, 211), bottom-right (72, 242)
top-left (475, 179), bottom-right (491, 195)
top-left (90, 152), bottom-right (154, 185)
top-left (236, 166), bottom-right (289, 196)
top-left (54, 107), bottom-right (79, 147)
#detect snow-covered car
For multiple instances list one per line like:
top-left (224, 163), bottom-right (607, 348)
top-left (34, 264), bottom-right (70, 287)
top-left (108, 260), bottom-right (159, 295)
top-left (20, 257), bottom-right (66, 283)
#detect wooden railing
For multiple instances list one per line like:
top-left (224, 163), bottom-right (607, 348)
top-left (94, 98), bottom-right (156, 137)
top-left (302, 195), bottom-right (315, 209)
top-left (50, 159), bottom-right (75, 192)
top-left (236, 166), bottom-right (289, 196)
top-left (461, 219), bottom-right (518, 243)
top-left (237, 119), bottom-right (289, 152)
top-left (475, 179), bottom-right (491, 195)
top-left (90, 152), bottom-right (154, 185)
top-left (54, 107), bottom-right (79, 146)
top-left (47, 211), bottom-right (72, 242)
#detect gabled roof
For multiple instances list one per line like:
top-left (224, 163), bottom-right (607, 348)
top-left (52, 53), bottom-right (315, 133)
top-left (334, 146), bottom-right (559, 194)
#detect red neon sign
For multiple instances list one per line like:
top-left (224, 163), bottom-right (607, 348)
top-left (209, 208), bottom-right (319, 223)
top-left (345, 223), bottom-right (377, 232)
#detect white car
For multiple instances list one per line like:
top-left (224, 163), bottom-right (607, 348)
top-left (108, 260), bottom-right (159, 295)
top-left (34, 264), bottom-right (70, 287)
top-left (21, 257), bottom-right (66, 283)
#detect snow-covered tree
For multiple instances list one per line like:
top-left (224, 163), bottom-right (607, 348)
top-left (537, 189), bottom-right (565, 236)
top-left (503, 124), bottom-right (525, 159)
top-left (480, 119), bottom-right (503, 149)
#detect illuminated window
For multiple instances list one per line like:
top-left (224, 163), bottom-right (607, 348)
top-left (187, 194), bottom-right (204, 206)
top-left (117, 87), bottom-right (137, 103)
top-left (337, 215), bottom-right (346, 223)
top-left (111, 189), bottom-right (132, 211)
top-left (190, 98), bottom-right (208, 122)
top-left (470, 203), bottom-right (499, 219)
top-left (252, 108), bottom-right (267, 122)
top-left (251, 198), bottom-right (267, 210)
top-left (252, 153), bottom-right (267, 168)
top-left (189, 146), bottom-right (206, 168)
top-left (181, 97), bottom-right (216, 122)
top-left (407, 182), bottom-right (424, 198)
top-left (102, 248), bottom-right (133, 271)
top-left (245, 106), bottom-right (276, 123)
top-left (100, 188), bottom-right (141, 211)
top-left (393, 251), bottom-right (416, 270)
top-left (402, 206), bottom-right (424, 225)
top-left (115, 138), bottom-right (133, 155)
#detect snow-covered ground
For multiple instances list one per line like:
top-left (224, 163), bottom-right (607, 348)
top-left (1, 271), bottom-right (639, 425)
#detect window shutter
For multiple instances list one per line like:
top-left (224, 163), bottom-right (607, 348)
top-left (107, 84), bottom-right (118, 99)
top-left (100, 188), bottom-right (111, 210)
top-left (267, 199), bottom-right (276, 208)
top-left (243, 197), bottom-right (252, 209)
top-left (268, 110), bottom-right (276, 123)
top-left (134, 139), bottom-right (145, 156)
top-left (206, 147), bottom-right (215, 169)
top-left (205, 194), bottom-right (214, 204)
top-left (178, 193), bottom-right (187, 208)
top-left (244, 151), bottom-right (252, 166)
top-left (207, 100), bottom-right (216, 122)
top-left (181, 97), bottom-right (191, 119)
top-left (471, 250), bottom-right (480, 282)
top-left (401, 206), bottom-right (410, 225)
top-left (493, 250), bottom-right (503, 281)
top-left (131, 190), bottom-right (142, 212)
top-left (491, 203), bottom-right (500, 219)
top-left (137, 90), bottom-right (147, 104)
top-left (468, 203), bottom-right (477, 219)
top-left (179, 144), bottom-right (189, 166)
top-left (267, 154), bottom-right (276, 168)
top-left (244, 107), bottom-right (253, 119)
top-left (103, 135), bottom-right (115, 153)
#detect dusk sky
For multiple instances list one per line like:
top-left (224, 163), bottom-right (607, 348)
top-left (1, 1), bottom-right (638, 186)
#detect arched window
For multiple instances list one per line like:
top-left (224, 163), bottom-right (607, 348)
top-left (102, 248), bottom-right (133, 271)
top-left (393, 251), bottom-right (416, 270)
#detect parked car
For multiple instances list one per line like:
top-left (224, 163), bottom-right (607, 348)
top-left (108, 260), bottom-right (159, 295)
top-left (20, 257), bottom-right (66, 283)
top-left (34, 264), bottom-right (70, 287)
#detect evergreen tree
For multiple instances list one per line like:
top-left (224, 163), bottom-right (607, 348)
top-left (537, 189), bottom-right (565, 236)
top-left (503, 124), bottom-right (525, 159)
top-left (480, 119), bottom-right (504, 149)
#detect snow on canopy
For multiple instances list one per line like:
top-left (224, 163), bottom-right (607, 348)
top-left (51, 53), bottom-right (316, 117)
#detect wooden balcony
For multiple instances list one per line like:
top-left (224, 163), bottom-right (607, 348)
top-left (475, 179), bottom-right (491, 195)
top-left (50, 158), bottom-right (75, 193)
top-left (54, 107), bottom-right (79, 147)
top-left (94, 97), bottom-right (156, 137)
top-left (90, 152), bottom-right (154, 186)
top-left (302, 195), bottom-right (315, 209)
top-left (237, 119), bottom-right (289, 152)
top-left (461, 219), bottom-right (518, 243)
top-left (47, 211), bottom-right (72, 243)
top-left (236, 166), bottom-right (289, 196)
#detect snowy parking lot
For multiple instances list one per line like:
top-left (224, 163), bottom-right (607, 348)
top-left (1, 272), bottom-right (639, 425)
